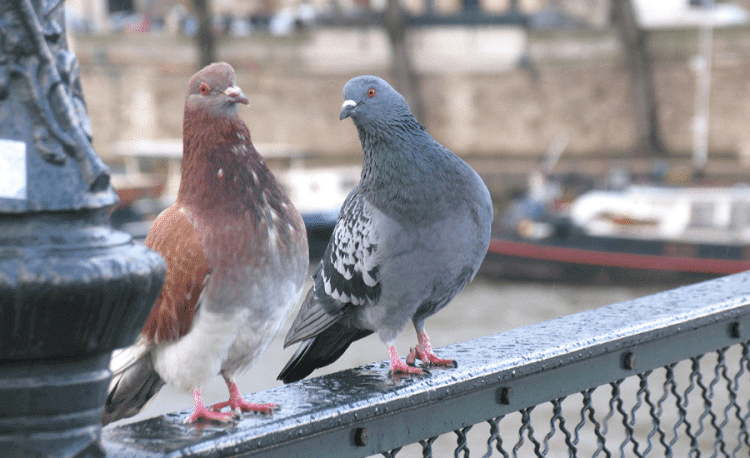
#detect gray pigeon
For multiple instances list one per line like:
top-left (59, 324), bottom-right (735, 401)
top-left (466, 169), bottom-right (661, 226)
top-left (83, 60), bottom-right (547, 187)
top-left (278, 76), bottom-right (492, 383)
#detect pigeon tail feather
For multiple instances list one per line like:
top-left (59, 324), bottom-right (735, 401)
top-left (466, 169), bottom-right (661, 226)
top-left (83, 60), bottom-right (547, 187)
top-left (102, 340), bottom-right (164, 426)
top-left (278, 323), bottom-right (372, 384)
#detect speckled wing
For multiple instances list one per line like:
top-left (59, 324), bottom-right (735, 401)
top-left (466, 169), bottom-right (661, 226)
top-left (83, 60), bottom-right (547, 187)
top-left (142, 204), bottom-right (211, 343)
top-left (283, 190), bottom-right (381, 347)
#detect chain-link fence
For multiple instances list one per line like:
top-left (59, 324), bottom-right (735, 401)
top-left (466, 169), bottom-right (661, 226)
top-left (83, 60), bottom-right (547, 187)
top-left (380, 344), bottom-right (750, 457)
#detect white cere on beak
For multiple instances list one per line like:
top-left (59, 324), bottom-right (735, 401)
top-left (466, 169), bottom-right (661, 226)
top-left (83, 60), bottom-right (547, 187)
top-left (224, 86), bottom-right (242, 97)
top-left (342, 100), bottom-right (357, 110)
top-left (223, 85), bottom-right (250, 105)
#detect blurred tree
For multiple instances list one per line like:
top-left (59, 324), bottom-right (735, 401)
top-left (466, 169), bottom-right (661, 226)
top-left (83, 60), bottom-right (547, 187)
top-left (384, 0), bottom-right (423, 120)
top-left (193, 0), bottom-right (216, 69)
top-left (463, 0), bottom-right (480, 10)
top-left (611, 0), bottom-right (667, 157)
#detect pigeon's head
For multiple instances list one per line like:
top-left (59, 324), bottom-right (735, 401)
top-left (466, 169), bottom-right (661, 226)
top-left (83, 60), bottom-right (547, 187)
top-left (340, 76), bottom-right (411, 126)
top-left (186, 62), bottom-right (249, 117)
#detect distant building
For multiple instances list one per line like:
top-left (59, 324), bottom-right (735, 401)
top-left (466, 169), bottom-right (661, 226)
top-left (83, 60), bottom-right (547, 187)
top-left (64, 0), bottom-right (556, 35)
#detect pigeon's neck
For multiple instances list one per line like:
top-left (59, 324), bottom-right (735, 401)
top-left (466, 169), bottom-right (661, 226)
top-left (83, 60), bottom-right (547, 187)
top-left (179, 110), bottom-right (287, 222)
top-left (179, 109), bottom-right (306, 262)
top-left (356, 119), bottom-right (467, 220)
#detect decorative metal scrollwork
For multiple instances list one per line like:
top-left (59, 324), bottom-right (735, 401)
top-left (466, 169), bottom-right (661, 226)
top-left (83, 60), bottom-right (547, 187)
top-left (1, 0), bottom-right (108, 192)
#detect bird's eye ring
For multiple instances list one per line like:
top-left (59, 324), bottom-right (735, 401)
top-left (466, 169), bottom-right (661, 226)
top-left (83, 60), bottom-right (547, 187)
top-left (367, 88), bottom-right (376, 98)
top-left (199, 83), bottom-right (210, 95)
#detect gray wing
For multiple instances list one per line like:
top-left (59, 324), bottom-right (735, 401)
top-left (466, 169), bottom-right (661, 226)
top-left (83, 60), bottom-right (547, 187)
top-left (102, 337), bottom-right (165, 425)
top-left (283, 189), bottom-right (381, 347)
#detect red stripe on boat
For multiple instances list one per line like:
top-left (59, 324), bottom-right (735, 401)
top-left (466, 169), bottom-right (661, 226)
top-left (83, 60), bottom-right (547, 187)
top-left (488, 239), bottom-right (750, 275)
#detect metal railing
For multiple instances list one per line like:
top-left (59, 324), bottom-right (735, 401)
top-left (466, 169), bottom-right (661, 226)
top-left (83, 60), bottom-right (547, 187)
top-left (102, 272), bottom-right (750, 457)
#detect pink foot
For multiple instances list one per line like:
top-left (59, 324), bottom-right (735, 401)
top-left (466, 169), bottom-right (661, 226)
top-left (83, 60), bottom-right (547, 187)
top-left (405, 330), bottom-right (457, 368)
top-left (388, 345), bottom-right (423, 375)
top-left (210, 379), bottom-right (277, 415)
top-left (185, 388), bottom-right (234, 424)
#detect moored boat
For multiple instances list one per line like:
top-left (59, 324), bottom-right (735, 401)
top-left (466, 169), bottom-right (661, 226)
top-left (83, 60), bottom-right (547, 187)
top-left (483, 183), bottom-right (750, 284)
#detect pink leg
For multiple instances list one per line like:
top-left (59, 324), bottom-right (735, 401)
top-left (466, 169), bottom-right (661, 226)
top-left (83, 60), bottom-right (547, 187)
top-left (406, 330), bottom-right (457, 368)
top-left (210, 377), bottom-right (276, 415)
top-left (184, 388), bottom-right (234, 423)
top-left (388, 345), bottom-right (423, 375)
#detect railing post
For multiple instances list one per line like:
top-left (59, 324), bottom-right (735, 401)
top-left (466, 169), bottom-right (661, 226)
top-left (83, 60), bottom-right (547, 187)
top-left (0, 1), bottom-right (166, 456)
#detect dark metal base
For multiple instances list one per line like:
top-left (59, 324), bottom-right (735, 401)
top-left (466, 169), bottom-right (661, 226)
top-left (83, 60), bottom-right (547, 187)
top-left (0, 210), bottom-right (165, 457)
top-left (0, 353), bottom-right (111, 458)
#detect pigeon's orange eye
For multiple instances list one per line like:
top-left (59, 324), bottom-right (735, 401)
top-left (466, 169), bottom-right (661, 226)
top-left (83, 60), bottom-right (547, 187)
top-left (367, 88), bottom-right (376, 98)
top-left (199, 83), bottom-right (210, 95)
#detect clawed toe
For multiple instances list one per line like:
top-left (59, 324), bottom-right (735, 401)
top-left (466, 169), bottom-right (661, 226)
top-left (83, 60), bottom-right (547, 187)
top-left (408, 330), bottom-right (457, 369)
top-left (406, 348), bottom-right (418, 366)
top-left (390, 364), bottom-right (423, 376)
top-left (210, 401), bottom-right (231, 412)
top-left (424, 357), bottom-right (457, 368)
top-left (246, 402), bottom-right (277, 414)
top-left (407, 348), bottom-right (457, 369)
top-left (185, 406), bottom-right (235, 424)
top-left (211, 399), bottom-right (277, 415)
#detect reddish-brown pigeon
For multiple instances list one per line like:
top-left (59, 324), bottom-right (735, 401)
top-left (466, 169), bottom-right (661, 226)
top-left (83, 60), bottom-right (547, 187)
top-left (103, 62), bottom-right (308, 425)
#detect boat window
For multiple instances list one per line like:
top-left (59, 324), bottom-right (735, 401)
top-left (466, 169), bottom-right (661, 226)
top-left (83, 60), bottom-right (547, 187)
top-left (730, 203), bottom-right (750, 229)
top-left (689, 202), bottom-right (714, 228)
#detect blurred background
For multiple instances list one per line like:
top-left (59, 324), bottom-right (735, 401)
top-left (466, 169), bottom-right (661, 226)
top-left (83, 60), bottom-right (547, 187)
top-left (67, 0), bottom-right (750, 254)
top-left (73, 0), bottom-right (750, 432)
top-left (67, 0), bottom-right (750, 194)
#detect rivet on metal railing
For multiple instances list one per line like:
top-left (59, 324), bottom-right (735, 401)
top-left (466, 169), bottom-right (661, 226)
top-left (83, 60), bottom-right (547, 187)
top-left (729, 321), bottom-right (742, 338)
top-left (622, 351), bottom-right (637, 370)
top-left (353, 427), bottom-right (370, 446)
top-left (497, 386), bottom-right (512, 405)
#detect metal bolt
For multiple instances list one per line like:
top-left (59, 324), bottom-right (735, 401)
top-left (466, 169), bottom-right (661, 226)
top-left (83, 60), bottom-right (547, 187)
top-left (497, 387), bottom-right (512, 405)
top-left (622, 352), bottom-right (636, 370)
top-left (730, 322), bottom-right (742, 339)
top-left (353, 427), bottom-right (369, 446)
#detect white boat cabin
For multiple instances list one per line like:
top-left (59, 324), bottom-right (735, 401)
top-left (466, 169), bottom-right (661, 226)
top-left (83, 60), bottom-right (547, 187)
top-left (570, 185), bottom-right (750, 245)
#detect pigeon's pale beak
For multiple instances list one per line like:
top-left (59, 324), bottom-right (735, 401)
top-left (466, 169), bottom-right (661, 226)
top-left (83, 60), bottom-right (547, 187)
top-left (224, 86), bottom-right (250, 105)
top-left (340, 100), bottom-right (357, 120)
